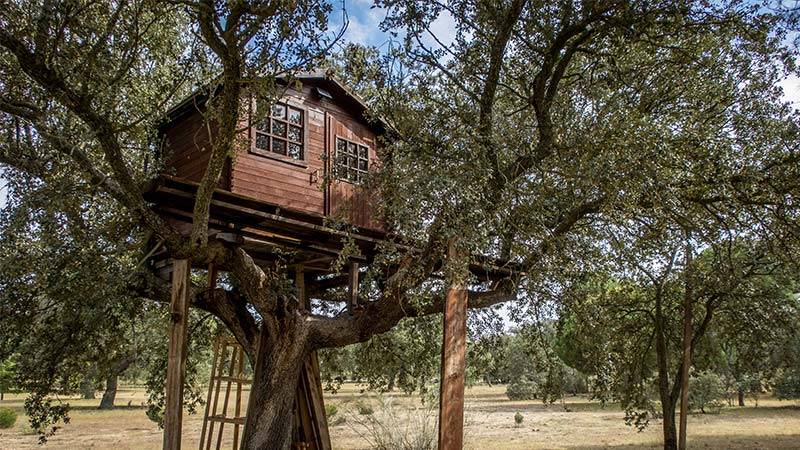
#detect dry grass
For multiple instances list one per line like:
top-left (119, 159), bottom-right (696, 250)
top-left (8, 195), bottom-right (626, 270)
top-left (0, 384), bottom-right (798, 449)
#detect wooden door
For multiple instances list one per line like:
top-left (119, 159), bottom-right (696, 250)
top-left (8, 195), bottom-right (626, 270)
top-left (324, 113), bottom-right (379, 230)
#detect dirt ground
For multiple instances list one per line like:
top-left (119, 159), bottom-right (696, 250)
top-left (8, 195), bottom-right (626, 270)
top-left (0, 384), bottom-right (798, 449)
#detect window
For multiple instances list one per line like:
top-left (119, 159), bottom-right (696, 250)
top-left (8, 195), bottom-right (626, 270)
top-left (252, 101), bottom-right (304, 161)
top-left (334, 137), bottom-right (369, 183)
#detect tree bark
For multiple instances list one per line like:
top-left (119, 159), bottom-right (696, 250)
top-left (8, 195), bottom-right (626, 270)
top-left (240, 314), bottom-right (309, 449)
top-left (98, 356), bottom-right (135, 410)
top-left (662, 396), bottom-right (678, 450)
top-left (99, 374), bottom-right (119, 410)
top-left (679, 236), bottom-right (693, 450)
top-left (737, 389), bottom-right (745, 407)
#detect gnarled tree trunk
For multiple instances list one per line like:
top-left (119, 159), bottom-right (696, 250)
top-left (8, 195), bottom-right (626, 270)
top-left (99, 356), bottom-right (135, 410)
top-left (240, 312), bottom-right (309, 449)
top-left (99, 374), bottom-right (119, 410)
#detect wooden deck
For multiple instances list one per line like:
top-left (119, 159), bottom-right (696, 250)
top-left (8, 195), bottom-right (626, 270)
top-left (146, 175), bottom-right (518, 288)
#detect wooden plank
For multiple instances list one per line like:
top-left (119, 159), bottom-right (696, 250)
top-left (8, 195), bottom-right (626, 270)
top-left (438, 244), bottom-right (468, 450)
top-left (163, 259), bottom-right (191, 450)
top-left (233, 347), bottom-right (245, 450)
top-left (198, 340), bottom-right (220, 450)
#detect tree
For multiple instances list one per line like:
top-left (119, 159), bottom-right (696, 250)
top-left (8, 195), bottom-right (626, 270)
top-left (1, 0), bottom-right (798, 447)
top-left (557, 240), bottom-right (799, 448)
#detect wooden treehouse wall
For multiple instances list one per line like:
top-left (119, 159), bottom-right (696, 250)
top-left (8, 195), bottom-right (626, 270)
top-left (159, 82), bottom-right (382, 231)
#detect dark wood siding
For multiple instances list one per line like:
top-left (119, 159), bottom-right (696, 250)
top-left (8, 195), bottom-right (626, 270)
top-left (231, 85), bottom-right (382, 230)
top-left (161, 83), bottom-right (382, 231)
top-left (161, 109), bottom-right (230, 189)
top-left (326, 113), bottom-right (382, 230)
top-left (231, 87), bottom-right (326, 215)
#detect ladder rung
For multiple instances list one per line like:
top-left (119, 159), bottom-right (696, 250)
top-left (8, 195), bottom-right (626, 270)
top-left (210, 375), bottom-right (252, 384)
top-left (208, 415), bottom-right (246, 425)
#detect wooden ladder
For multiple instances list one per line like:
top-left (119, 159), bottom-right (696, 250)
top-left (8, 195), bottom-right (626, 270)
top-left (199, 336), bottom-right (331, 450)
top-left (199, 336), bottom-right (249, 450)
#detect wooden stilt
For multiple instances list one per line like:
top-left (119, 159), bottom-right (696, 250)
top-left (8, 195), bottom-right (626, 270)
top-left (293, 266), bottom-right (332, 450)
top-left (438, 244), bottom-right (468, 450)
top-left (164, 259), bottom-right (191, 450)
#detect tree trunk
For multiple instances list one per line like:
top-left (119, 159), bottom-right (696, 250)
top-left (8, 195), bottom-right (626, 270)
top-left (662, 397), bottom-right (678, 450)
top-left (240, 315), bottom-right (309, 449)
top-left (737, 389), bottom-right (745, 407)
top-left (99, 373), bottom-right (119, 410)
top-left (98, 356), bottom-right (135, 410)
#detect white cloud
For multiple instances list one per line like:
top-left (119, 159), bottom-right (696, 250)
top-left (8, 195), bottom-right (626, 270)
top-left (779, 74), bottom-right (800, 110)
top-left (425, 9), bottom-right (457, 49)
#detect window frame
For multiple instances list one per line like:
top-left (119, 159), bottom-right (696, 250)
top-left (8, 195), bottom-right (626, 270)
top-left (249, 97), bottom-right (309, 167)
top-left (333, 135), bottom-right (370, 184)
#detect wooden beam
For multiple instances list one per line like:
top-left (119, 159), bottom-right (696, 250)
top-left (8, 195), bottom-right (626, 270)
top-left (163, 259), bottom-right (191, 450)
top-left (438, 244), bottom-right (467, 450)
top-left (296, 265), bottom-right (309, 310)
top-left (347, 261), bottom-right (359, 315)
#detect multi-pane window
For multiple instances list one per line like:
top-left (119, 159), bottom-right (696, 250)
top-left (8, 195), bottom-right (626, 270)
top-left (334, 137), bottom-right (369, 183)
top-left (253, 101), bottom-right (304, 160)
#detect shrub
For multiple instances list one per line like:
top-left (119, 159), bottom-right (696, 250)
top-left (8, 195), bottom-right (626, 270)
top-left (347, 396), bottom-right (436, 450)
top-left (506, 378), bottom-right (537, 401)
top-left (514, 412), bottom-right (524, 427)
top-left (325, 404), bottom-right (339, 418)
top-left (356, 401), bottom-right (374, 416)
top-left (689, 371), bottom-right (725, 414)
top-left (0, 408), bottom-right (17, 429)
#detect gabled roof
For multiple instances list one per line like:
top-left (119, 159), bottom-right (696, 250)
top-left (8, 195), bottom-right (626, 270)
top-left (160, 69), bottom-right (387, 135)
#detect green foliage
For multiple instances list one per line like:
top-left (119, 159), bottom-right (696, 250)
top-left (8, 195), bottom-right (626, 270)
top-left (0, 357), bottom-right (17, 396)
top-left (774, 369), bottom-right (800, 400)
top-left (356, 401), bottom-right (375, 416)
top-left (689, 372), bottom-right (725, 414)
top-left (506, 377), bottom-right (538, 401)
top-left (325, 404), bottom-right (339, 418)
top-left (320, 315), bottom-right (442, 396)
top-left (0, 407), bottom-right (17, 429)
top-left (514, 411), bottom-right (524, 426)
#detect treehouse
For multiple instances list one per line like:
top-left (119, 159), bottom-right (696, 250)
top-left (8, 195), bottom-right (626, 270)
top-left (148, 70), bottom-right (515, 450)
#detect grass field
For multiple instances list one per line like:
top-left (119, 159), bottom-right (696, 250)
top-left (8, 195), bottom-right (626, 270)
top-left (1, 384), bottom-right (799, 449)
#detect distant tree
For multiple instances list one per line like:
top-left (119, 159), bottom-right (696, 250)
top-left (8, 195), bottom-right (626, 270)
top-left (0, 357), bottom-right (16, 402)
top-left (557, 239), bottom-right (799, 447)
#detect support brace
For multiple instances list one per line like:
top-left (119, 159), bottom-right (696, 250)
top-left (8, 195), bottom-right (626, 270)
top-left (438, 244), bottom-right (467, 450)
top-left (164, 259), bottom-right (191, 450)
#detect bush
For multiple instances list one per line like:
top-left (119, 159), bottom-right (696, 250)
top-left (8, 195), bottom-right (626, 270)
top-left (514, 411), bottom-right (524, 427)
top-left (689, 371), bottom-right (725, 414)
top-left (774, 369), bottom-right (800, 400)
top-left (0, 408), bottom-right (17, 429)
top-left (347, 396), bottom-right (436, 450)
top-left (325, 404), bottom-right (339, 418)
top-left (356, 401), bottom-right (374, 416)
top-left (506, 378), bottom-right (537, 401)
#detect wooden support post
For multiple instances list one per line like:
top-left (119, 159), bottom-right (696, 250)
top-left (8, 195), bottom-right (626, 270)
top-left (347, 261), bottom-right (359, 315)
top-left (293, 265), bottom-right (332, 450)
top-left (438, 244), bottom-right (467, 450)
top-left (164, 259), bottom-right (191, 450)
top-left (296, 264), bottom-right (308, 310)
